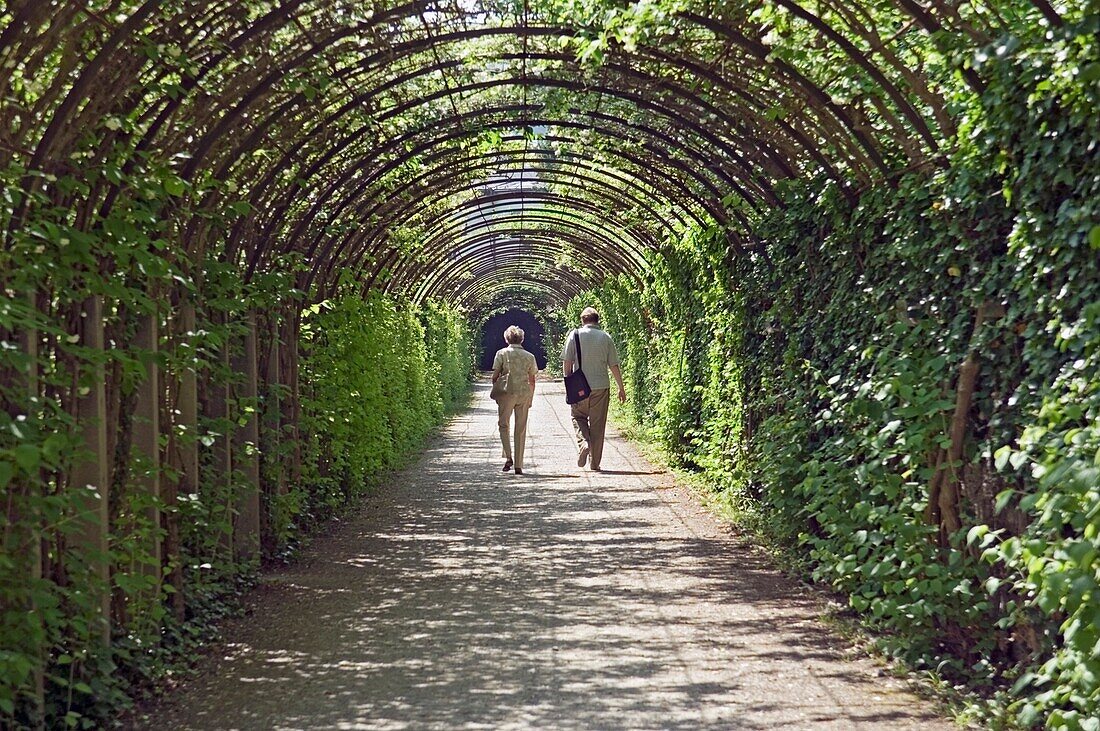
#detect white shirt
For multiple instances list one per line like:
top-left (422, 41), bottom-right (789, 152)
top-left (561, 325), bottom-right (619, 390)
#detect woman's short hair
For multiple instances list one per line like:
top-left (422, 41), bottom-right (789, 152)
top-left (504, 325), bottom-right (525, 344)
top-left (580, 307), bottom-right (600, 324)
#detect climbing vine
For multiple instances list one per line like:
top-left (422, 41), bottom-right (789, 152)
top-left (0, 231), bottom-right (470, 728)
top-left (571, 16), bottom-right (1100, 728)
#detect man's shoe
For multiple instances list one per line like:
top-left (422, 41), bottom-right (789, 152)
top-left (578, 446), bottom-right (590, 467)
top-left (591, 466), bottom-right (601, 472)
top-left (502, 460), bottom-right (513, 472)
top-left (514, 468), bottom-right (523, 475)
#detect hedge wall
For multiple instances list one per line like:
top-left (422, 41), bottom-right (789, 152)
top-left (296, 292), bottom-right (472, 534)
top-left (0, 279), bottom-right (471, 727)
top-left (569, 17), bottom-right (1099, 729)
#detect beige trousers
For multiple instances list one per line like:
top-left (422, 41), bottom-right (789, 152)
top-left (497, 394), bottom-right (531, 468)
top-left (571, 388), bottom-right (610, 469)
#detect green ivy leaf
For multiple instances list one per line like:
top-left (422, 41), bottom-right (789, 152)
top-left (1088, 225), bottom-right (1100, 250)
top-left (163, 177), bottom-right (186, 197)
top-left (12, 444), bottom-right (40, 473)
top-left (966, 525), bottom-right (988, 546)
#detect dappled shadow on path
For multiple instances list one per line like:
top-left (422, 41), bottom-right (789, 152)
top-left (143, 382), bottom-right (950, 731)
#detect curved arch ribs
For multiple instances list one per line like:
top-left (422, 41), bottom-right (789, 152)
top-left (0, 0), bottom-right (1066, 312)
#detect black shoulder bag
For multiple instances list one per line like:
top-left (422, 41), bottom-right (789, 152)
top-left (563, 330), bottom-right (592, 405)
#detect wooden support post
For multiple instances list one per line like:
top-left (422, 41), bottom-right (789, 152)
top-left (232, 313), bottom-right (261, 563)
top-left (178, 302), bottom-right (200, 505)
top-left (133, 310), bottom-right (161, 588)
top-left (206, 313), bottom-right (234, 561)
top-left (265, 316), bottom-right (285, 497)
top-left (70, 295), bottom-right (110, 647)
top-left (22, 293), bottom-right (45, 725)
top-left (257, 315), bottom-right (284, 553)
top-left (280, 309), bottom-right (301, 485)
top-left (165, 300), bottom-right (200, 622)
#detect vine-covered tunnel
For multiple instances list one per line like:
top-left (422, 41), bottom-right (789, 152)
top-left (0, 0), bottom-right (1097, 727)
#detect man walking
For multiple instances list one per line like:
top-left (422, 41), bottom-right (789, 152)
top-left (561, 307), bottom-right (627, 471)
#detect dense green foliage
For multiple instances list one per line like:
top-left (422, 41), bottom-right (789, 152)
top-left (570, 17), bottom-right (1099, 728)
top-left (1, 0), bottom-right (1094, 727)
top-left (297, 292), bottom-right (472, 532)
top-left (0, 266), bottom-right (470, 728)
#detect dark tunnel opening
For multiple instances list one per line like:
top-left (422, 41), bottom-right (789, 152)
top-left (479, 309), bottom-right (548, 370)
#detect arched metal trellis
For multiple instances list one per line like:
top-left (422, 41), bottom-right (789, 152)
top-left (0, 2), bottom-right (1073, 710)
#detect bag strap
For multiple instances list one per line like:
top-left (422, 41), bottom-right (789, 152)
top-left (573, 329), bottom-right (583, 371)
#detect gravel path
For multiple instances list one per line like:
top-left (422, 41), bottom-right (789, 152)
top-left (141, 381), bottom-right (955, 730)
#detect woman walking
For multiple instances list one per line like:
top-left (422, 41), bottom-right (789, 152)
top-left (491, 325), bottom-right (538, 474)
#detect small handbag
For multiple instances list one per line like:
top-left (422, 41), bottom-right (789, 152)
top-left (490, 350), bottom-right (509, 401)
top-left (563, 330), bottom-right (592, 405)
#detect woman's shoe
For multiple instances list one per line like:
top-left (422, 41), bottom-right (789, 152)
top-left (502, 460), bottom-right (513, 472)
